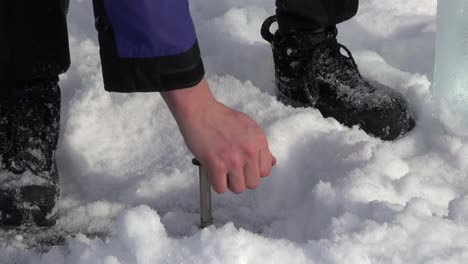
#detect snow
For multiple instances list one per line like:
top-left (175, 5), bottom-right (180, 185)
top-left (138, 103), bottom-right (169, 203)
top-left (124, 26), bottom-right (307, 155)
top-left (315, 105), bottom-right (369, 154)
top-left (5, 0), bottom-right (468, 263)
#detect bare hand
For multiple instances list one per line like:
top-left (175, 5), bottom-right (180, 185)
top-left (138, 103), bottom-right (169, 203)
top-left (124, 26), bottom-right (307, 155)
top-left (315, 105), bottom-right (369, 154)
top-left (161, 79), bottom-right (276, 194)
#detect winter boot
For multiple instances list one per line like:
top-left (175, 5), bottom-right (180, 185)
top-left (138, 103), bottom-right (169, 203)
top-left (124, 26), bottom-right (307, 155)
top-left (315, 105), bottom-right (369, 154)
top-left (0, 77), bottom-right (61, 227)
top-left (261, 15), bottom-right (415, 140)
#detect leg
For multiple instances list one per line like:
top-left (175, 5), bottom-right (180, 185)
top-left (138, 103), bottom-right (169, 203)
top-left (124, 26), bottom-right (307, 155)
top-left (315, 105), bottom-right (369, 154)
top-left (0, 0), bottom-right (68, 227)
top-left (261, 0), bottom-right (415, 140)
top-left (275, 0), bottom-right (359, 29)
top-left (0, 78), bottom-right (61, 227)
top-left (0, 0), bottom-right (70, 82)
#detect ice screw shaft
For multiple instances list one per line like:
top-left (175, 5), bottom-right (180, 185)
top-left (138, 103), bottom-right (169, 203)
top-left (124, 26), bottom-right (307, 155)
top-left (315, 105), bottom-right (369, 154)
top-left (193, 158), bottom-right (213, 228)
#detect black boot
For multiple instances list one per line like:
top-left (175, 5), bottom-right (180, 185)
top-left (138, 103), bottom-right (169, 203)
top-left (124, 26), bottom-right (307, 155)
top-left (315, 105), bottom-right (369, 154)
top-left (0, 77), bottom-right (61, 227)
top-left (261, 15), bottom-right (415, 140)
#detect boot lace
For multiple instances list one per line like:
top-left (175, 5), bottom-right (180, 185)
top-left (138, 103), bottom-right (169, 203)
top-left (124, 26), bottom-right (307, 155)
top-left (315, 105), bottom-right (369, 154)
top-left (303, 27), bottom-right (364, 106)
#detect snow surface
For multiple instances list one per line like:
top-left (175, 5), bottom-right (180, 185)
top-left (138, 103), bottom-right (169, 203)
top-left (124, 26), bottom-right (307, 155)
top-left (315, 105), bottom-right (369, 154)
top-left (4, 0), bottom-right (468, 263)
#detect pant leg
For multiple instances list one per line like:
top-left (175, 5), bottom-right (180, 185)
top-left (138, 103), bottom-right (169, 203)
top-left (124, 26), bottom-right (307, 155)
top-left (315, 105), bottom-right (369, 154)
top-left (275, 0), bottom-right (359, 30)
top-left (0, 0), bottom-right (70, 85)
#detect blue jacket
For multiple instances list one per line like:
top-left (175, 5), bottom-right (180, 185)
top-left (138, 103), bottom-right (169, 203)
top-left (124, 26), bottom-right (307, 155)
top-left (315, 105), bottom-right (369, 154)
top-left (1, 0), bottom-right (204, 93)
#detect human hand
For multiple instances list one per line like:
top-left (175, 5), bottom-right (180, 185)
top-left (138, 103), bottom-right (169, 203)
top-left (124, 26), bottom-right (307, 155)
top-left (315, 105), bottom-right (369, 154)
top-left (161, 79), bottom-right (276, 194)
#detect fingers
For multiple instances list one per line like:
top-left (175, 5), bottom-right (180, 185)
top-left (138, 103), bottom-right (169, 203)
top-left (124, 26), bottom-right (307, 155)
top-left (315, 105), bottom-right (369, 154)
top-left (244, 158), bottom-right (260, 190)
top-left (207, 160), bottom-right (228, 194)
top-left (206, 155), bottom-right (247, 194)
top-left (259, 149), bottom-right (274, 178)
top-left (228, 168), bottom-right (246, 194)
top-left (203, 133), bottom-right (276, 194)
top-left (206, 152), bottom-right (275, 194)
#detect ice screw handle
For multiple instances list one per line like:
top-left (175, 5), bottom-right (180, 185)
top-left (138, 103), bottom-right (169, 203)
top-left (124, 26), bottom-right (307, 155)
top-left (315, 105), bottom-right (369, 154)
top-left (192, 158), bottom-right (213, 228)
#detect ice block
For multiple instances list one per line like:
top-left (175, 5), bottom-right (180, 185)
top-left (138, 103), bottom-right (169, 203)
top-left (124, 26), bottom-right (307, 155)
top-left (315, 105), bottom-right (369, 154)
top-left (433, 0), bottom-right (468, 128)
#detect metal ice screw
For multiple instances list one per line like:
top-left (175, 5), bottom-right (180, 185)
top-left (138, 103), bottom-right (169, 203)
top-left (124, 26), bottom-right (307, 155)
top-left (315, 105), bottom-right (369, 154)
top-left (192, 158), bottom-right (213, 228)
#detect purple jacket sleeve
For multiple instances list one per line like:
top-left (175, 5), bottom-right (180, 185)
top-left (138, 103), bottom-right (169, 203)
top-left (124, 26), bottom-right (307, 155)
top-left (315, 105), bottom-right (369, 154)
top-left (92, 0), bottom-right (205, 93)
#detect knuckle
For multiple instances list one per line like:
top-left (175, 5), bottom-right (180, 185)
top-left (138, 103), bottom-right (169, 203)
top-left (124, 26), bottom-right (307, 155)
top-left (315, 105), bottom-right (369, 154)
top-left (243, 145), bottom-right (257, 158)
top-left (227, 155), bottom-right (242, 168)
top-left (208, 158), bottom-right (225, 172)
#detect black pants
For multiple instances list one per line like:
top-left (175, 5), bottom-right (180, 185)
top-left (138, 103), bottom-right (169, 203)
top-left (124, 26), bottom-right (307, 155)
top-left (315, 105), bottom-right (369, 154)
top-left (276, 0), bottom-right (359, 29)
top-left (0, 1), bottom-right (70, 84)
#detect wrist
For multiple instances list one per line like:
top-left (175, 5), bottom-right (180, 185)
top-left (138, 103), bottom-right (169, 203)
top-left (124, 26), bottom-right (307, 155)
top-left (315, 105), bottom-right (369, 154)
top-left (161, 79), bottom-right (216, 120)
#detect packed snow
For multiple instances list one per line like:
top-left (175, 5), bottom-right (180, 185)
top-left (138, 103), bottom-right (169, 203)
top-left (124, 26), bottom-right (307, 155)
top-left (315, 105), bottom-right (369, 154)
top-left (4, 0), bottom-right (468, 263)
